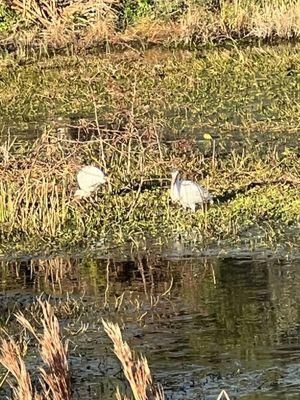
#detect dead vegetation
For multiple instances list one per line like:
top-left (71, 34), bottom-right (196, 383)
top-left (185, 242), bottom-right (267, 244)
top-left (0, 299), bottom-right (71, 400)
top-left (2, 0), bottom-right (300, 51)
top-left (103, 319), bottom-right (165, 400)
top-left (0, 339), bottom-right (34, 400)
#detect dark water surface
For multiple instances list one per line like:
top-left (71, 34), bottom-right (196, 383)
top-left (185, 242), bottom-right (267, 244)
top-left (1, 244), bottom-right (300, 399)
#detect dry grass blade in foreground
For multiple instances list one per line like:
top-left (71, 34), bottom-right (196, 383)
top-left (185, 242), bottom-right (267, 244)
top-left (217, 389), bottom-right (231, 400)
top-left (0, 338), bottom-right (36, 400)
top-left (15, 300), bottom-right (71, 400)
top-left (103, 319), bottom-right (164, 400)
top-left (39, 301), bottom-right (71, 400)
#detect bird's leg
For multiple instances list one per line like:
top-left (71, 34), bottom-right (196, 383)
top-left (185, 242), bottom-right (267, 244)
top-left (180, 200), bottom-right (186, 210)
top-left (190, 204), bottom-right (196, 212)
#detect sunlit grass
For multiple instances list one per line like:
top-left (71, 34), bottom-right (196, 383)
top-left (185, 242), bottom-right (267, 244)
top-left (2, 0), bottom-right (300, 51)
top-left (0, 41), bottom-right (298, 254)
top-left (0, 44), bottom-right (299, 134)
top-left (0, 127), bottom-right (298, 253)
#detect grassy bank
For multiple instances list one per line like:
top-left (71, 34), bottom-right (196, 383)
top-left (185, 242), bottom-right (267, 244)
top-left (0, 126), bottom-right (299, 253)
top-left (0, 0), bottom-right (299, 53)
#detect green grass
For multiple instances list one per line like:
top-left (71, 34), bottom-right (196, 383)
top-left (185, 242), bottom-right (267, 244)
top-left (0, 44), bottom-right (299, 134)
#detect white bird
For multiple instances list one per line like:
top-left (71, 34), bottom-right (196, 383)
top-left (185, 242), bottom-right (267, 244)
top-left (170, 170), bottom-right (213, 212)
top-left (74, 165), bottom-right (107, 199)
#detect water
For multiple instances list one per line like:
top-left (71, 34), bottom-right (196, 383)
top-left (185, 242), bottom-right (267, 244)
top-left (1, 246), bottom-right (300, 399)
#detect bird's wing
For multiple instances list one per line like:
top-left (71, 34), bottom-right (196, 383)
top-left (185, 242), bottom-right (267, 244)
top-left (77, 166), bottom-right (105, 192)
top-left (180, 180), bottom-right (212, 203)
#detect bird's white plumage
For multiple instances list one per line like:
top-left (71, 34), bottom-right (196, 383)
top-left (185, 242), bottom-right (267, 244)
top-left (170, 170), bottom-right (213, 212)
top-left (75, 165), bottom-right (106, 198)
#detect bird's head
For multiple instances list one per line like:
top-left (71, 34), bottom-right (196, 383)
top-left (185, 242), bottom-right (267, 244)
top-left (171, 170), bottom-right (180, 182)
top-left (74, 188), bottom-right (92, 200)
top-left (99, 172), bottom-right (108, 185)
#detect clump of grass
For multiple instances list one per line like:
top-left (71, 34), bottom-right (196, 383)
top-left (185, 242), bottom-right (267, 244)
top-left (0, 338), bottom-right (35, 400)
top-left (103, 319), bottom-right (233, 400)
top-left (9, 0), bottom-right (117, 48)
top-left (16, 300), bottom-right (71, 400)
top-left (0, 300), bottom-right (71, 400)
top-left (103, 319), bottom-right (165, 400)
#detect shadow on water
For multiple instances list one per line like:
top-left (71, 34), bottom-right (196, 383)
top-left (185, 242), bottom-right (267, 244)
top-left (1, 244), bottom-right (300, 399)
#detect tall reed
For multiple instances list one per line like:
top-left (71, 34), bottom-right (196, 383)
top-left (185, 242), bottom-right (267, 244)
top-left (0, 300), bottom-right (71, 400)
top-left (103, 319), bottom-right (165, 400)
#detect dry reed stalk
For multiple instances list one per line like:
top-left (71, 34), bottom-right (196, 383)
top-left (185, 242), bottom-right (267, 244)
top-left (15, 300), bottom-right (71, 400)
top-left (103, 319), bottom-right (164, 400)
top-left (11, 0), bottom-right (60, 28)
top-left (172, 0), bottom-right (300, 43)
top-left (250, 0), bottom-right (300, 38)
top-left (11, 0), bottom-right (118, 47)
top-left (0, 337), bottom-right (35, 400)
top-left (216, 389), bottom-right (231, 400)
top-left (116, 386), bottom-right (130, 400)
top-left (122, 17), bottom-right (179, 45)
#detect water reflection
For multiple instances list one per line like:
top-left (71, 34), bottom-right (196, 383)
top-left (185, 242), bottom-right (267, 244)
top-left (0, 251), bottom-right (300, 399)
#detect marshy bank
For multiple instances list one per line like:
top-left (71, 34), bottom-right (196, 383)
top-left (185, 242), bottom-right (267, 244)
top-left (0, 127), bottom-right (299, 254)
top-left (0, 43), bottom-right (299, 255)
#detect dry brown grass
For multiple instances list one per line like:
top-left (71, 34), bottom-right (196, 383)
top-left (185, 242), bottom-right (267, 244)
top-left (10, 0), bottom-right (118, 47)
top-left (6, 0), bottom-right (300, 50)
top-left (103, 319), bottom-right (165, 400)
top-left (103, 319), bottom-right (231, 400)
top-left (107, 0), bottom-right (300, 47)
top-left (0, 299), bottom-right (231, 400)
top-left (0, 300), bottom-right (71, 400)
top-left (176, 0), bottom-right (300, 44)
top-left (16, 300), bottom-right (71, 400)
top-left (249, 0), bottom-right (300, 38)
top-left (121, 17), bottom-right (180, 45)
top-left (0, 338), bottom-right (36, 400)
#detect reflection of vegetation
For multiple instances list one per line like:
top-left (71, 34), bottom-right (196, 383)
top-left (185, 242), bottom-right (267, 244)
top-left (1, 254), bottom-right (300, 398)
top-left (177, 258), bottom-right (300, 372)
